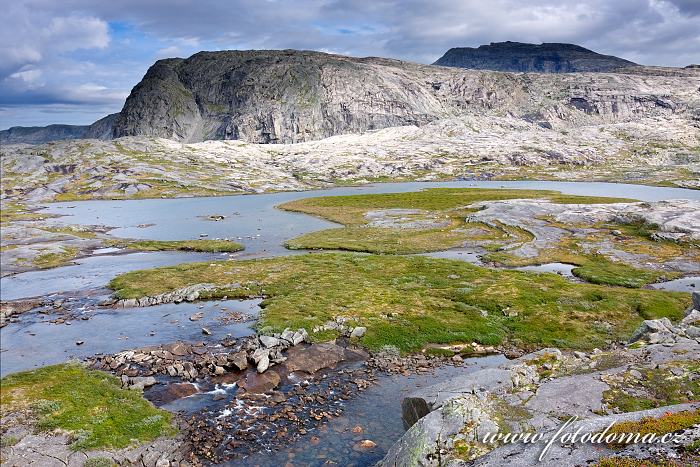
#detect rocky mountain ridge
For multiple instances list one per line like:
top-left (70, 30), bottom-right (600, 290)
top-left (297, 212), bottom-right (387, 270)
top-left (112, 49), bottom-right (696, 143)
top-left (3, 49), bottom-right (698, 145)
top-left (0, 113), bottom-right (118, 145)
top-left (433, 41), bottom-right (638, 72)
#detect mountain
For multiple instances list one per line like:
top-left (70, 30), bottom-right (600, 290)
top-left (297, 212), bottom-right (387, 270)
top-left (433, 41), bottom-right (638, 72)
top-left (3, 49), bottom-right (691, 146)
top-left (0, 113), bottom-right (119, 145)
top-left (112, 49), bottom-right (680, 144)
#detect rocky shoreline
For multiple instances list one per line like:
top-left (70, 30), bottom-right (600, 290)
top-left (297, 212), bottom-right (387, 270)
top-left (381, 293), bottom-right (700, 466)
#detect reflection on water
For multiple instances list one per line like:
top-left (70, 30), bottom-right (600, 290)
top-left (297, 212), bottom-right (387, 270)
top-left (650, 276), bottom-right (699, 292)
top-left (515, 262), bottom-right (577, 278)
top-left (0, 251), bottom-right (222, 300)
top-left (0, 298), bottom-right (260, 376)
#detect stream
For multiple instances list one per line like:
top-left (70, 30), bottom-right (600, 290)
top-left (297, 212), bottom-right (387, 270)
top-left (1, 180), bottom-right (698, 464)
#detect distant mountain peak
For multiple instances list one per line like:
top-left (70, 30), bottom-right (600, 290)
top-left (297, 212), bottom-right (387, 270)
top-left (434, 41), bottom-right (638, 73)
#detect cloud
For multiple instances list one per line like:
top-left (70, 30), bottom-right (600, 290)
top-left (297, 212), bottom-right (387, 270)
top-left (1, 0), bottom-right (699, 127)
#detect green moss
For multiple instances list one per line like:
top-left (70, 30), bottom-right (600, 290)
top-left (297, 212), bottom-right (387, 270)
top-left (0, 202), bottom-right (49, 224)
top-left (108, 253), bottom-right (689, 352)
top-left (41, 225), bottom-right (98, 239)
top-left (84, 458), bottom-right (115, 467)
top-left (0, 363), bottom-right (175, 450)
top-left (424, 347), bottom-right (456, 357)
top-left (32, 247), bottom-right (79, 268)
top-left (281, 188), bottom-right (632, 255)
top-left (605, 409), bottom-right (700, 447)
top-left (0, 435), bottom-right (19, 447)
top-left (603, 362), bottom-right (700, 412)
top-left (595, 457), bottom-right (683, 467)
top-left (125, 239), bottom-right (244, 253)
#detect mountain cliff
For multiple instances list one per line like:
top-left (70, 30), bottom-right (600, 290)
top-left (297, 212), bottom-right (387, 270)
top-left (112, 49), bottom-right (686, 143)
top-left (0, 113), bottom-right (118, 145)
top-left (433, 41), bottom-right (638, 72)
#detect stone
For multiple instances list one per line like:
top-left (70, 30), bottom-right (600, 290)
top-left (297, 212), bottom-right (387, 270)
top-left (280, 329), bottom-right (296, 344)
top-left (201, 327), bottom-right (211, 335)
top-left (148, 382), bottom-right (198, 404)
top-left (692, 291), bottom-right (700, 312)
top-left (284, 342), bottom-right (346, 374)
top-left (189, 312), bottom-right (204, 321)
top-left (127, 376), bottom-right (157, 391)
top-left (227, 351), bottom-right (248, 371)
top-left (259, 335), bottom-right (280, 348)
top-left (350, 326), bottom-right (366, 338)
top-left (291, 328), bottom-right (308, 345)
top-left (251, 348), bottom-right (271, 373)
top-left (354, 439), bottom-right (377, 450)
top-left (162, 342), bottom-right (190, 357)
top-left (238, 370), bottom-right (281, 393)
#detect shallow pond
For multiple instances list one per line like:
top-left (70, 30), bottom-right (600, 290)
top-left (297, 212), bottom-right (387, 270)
top-left (0, 298), bottom-right (260, 376)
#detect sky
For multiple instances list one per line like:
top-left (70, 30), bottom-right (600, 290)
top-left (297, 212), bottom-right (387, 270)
top-left (1, 0), bottom-right (699, 129)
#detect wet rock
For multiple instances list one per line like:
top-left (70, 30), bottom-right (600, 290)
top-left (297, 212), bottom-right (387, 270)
top-left (189, 312), bottom-right (204, 321)
top-left (284, 343), bottom-right (346, 374)
top-left (162, 341), bottom-right (191, 357)
top-left (238, 370), bottom-right (281, 393)
top-left (228, 351), bottom-right (248, 371)
top-left (354, 439), bottom-right (377, 450)
top-left (692, 291), bottom-right (700, 312)
top-left (149, 382), bottom-right (199, 404)
top-left (201, 327), bottom-right (211, 335)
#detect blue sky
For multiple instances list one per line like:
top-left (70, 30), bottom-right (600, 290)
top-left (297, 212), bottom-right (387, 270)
top-left (1, 0), bottom-right (699, 129)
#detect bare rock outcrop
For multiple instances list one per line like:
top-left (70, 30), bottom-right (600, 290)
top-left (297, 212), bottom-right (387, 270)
top-left (434, 41), bottom-right (638, 72)
top-left (112, 49), bottom-right (697, 143)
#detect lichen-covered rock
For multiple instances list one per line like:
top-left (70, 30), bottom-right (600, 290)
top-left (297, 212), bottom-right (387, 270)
top-left (112, 50), bottom-right (695, 144)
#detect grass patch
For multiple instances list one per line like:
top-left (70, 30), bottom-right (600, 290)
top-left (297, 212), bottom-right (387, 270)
top-left (280, 188), bottom-right (632, 255)
top-left (0, 202), bottom-right (49, 224)
top-left (32, 247), bottom-right (79, 268)
top-left (126, 239), bottom-right (244, 253)
top-left (484, 239), bottom-right (681, 288)
top-left (604, 409), bottom-right (700, 448)
top-left (595, 458), bottom-right (683, 467)
top-left (603, 362), bottom-right (700, 412)
top-left (108, 253), bottom-right (689, 353)
top-left (41, 225), bottom-right (98, 239)
top-left (0, 363), bottom-right (175, 450)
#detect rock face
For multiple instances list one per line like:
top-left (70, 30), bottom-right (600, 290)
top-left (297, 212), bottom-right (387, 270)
top-left (434, 41), bottom-right (638, 72)
top-left (112, 49), bottom-right (681, 144)
top-left (0, 113), bottom-right (118, 145)
top-left (381, 315), bottom-right (700, 466)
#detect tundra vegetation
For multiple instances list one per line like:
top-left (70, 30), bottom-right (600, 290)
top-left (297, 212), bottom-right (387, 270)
top-left (0, 363), bottom-right (175, 450)
top-left (109, 253), bottom-right (690, 353)
top-left (280, 188), bottom-right (694, 288)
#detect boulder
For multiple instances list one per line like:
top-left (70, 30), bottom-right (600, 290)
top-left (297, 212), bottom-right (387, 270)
top-left (284, 342), bottom-right (345, 374)
top-left (628, 318), bottom-right (678, 344)
top-left (259, 335), bottom-right (280, 348)
top-left (693, 291), bottom-right (700, 312)
top-left (227, 351), bottom-right (248, 371)
top-left (350, 326), bottom-right (367, 338)
top-left (291, 328), bottom-right (308, 345)
top-left (238, 370), bottom-right (281, 393)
